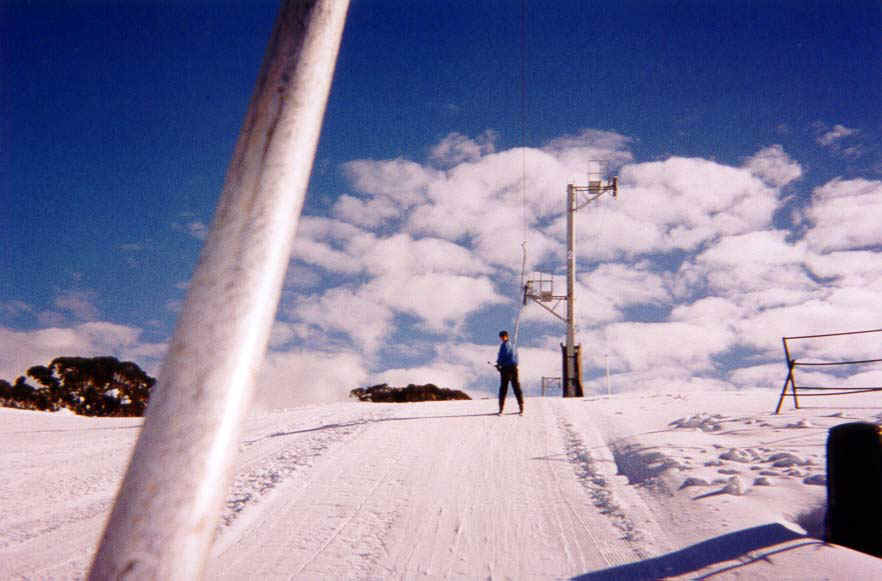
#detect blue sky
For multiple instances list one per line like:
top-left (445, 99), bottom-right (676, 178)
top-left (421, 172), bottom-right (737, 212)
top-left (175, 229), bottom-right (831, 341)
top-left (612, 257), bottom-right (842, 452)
top-left (3, 1), bottom-right (880, 406)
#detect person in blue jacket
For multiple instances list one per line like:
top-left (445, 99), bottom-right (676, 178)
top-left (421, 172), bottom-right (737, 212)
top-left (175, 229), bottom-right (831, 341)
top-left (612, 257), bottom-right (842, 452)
top-left (495, 330), bottom-right (524, 415)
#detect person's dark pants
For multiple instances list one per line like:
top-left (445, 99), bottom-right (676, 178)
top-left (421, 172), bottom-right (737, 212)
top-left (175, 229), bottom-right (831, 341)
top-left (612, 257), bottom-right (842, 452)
top-left (499, 365), bottom-right (523, 412)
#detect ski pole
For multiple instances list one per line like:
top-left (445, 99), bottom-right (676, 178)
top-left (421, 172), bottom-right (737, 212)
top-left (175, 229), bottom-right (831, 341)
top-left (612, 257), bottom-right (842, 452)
top-left (88, 2), bottom-right (349, 579)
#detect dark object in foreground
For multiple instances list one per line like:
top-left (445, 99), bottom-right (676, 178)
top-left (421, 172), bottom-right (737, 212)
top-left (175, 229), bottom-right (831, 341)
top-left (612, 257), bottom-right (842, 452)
top-left (826, 421), bottom-right (882, 557)
top-left (350, 383), bottom-right (471, 403)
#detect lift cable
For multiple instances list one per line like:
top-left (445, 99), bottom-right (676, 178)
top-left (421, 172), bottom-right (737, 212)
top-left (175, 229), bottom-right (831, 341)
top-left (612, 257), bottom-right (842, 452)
top-left (512, 0), bottom-right (528, 348)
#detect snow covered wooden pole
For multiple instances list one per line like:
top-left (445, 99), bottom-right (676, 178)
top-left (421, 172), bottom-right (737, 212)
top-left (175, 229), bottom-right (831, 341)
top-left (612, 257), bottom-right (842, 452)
top-left (89, 1), bottom-right (349, 579)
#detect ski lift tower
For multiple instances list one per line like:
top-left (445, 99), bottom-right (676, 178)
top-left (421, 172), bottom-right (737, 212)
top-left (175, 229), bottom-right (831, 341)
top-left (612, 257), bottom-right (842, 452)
top-left (524, 166), bottom-right (618, 397)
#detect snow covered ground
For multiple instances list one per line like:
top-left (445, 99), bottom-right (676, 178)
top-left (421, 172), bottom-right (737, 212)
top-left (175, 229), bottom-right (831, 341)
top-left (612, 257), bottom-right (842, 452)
top-left (2, 388), bottom-right (882, 579)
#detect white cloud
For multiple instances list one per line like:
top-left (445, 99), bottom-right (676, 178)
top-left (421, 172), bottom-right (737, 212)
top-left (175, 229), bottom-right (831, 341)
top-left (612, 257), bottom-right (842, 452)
top-left (31, 289), bottom-right (102, 327)
top-left (408, 148), bottom-right (527, 245)
top-left (782, 330), bottom-right (882, 367)
top-left (429, 130), bottom-right (497, 167)
top-left (592, 369), bottom-right (733, 395)
top-left (1, 300), bottom-right (34, 320)
top-left (805, 249), bottom-right (882, 288)
top-left (733, 287), bottom-right (882, 357)
top-left (696, 230), bottom-right (804, 266)
top-left (604, 321), bottom-right (735, 375)
top-left (52, 289), bottom-right (101, 321)
top-left (335, 131), bottom-right (635, 276)
top-left (670, 296), bottom-right (743, 328)
top-left (541, 129), bottom-right (633, 171)
top-left (331, 194), bottom-right (401, 228)
top-left (27, 125), bottom-right (882, 406)
top-left (563, 156), bottom-right (783, 260)
top-left (817, 124), bottom-right (858, 147)
top-left (289, 220), bottom-right (506, 344)
top-left (289, 286), bottom-right (395, 356)
top-left (639, 159), bottom-right (770, 225)
top-left (373, 341), bottom-right (495, 393)
top-left (584, 262), bottom-right (671, 308)
top-left (744, 145), bottom-right (802, 187)
top-left (518, 262), bottom-right (673, 330)
top-left (728, 363), bottom-right (783, 389)
top-left (375, 362), bottom-right (478, 393)
top-left (366, 272), bottom-right (504, 333)
top-left (800, 178), bottom-right (882, 252)
top-left (0, 322), bottom-right (166, 382)
top-left (254, 348), bottom-right (367, 409)
top-left (680, 230), bottom-right (816, 309)
top-left (294, 218), bottom-right (498, 282)
top-left (288, 202), bottom-right (512, 359)
top-left (342, 158), bottom-right (439, 209)
top-left (270, 129), bottom-right (881, 399)
top-left (37, 311), bottom-right (67, 327)
top-left (362, 234), bottom-right (492, 278)
top-left (268, 320), bottom-right (303, 349)
top-left (513, 345), bottom-right (567, 393)
top-left (662, 220), bottom-right (882, 367)
top-left (290, 217), bottom-right (372, 275)
top-left (848, 368), bottom-right (882, 388)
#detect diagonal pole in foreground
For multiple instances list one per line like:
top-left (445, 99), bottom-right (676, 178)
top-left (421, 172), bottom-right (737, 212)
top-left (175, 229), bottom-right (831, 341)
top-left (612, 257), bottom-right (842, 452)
top-left (89, 1), bottom-right (349, 578)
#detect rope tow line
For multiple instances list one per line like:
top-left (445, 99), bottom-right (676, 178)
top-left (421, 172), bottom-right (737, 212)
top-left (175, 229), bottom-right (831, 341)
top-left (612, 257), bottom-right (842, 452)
top-left (513, 240), bottom-right (527, 347)
top-left (512, 0), bottom-right (528, 349)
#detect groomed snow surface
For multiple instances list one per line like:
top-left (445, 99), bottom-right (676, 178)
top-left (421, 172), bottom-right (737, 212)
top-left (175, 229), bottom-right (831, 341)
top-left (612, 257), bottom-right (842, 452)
top-left (3, 388), bottom-right (882, 579)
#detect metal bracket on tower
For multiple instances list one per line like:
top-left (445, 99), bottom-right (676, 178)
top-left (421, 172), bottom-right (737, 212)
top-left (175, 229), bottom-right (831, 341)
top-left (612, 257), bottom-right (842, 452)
top-left (574, 174), bottom-right (618, 210)
top-left (524, 273), bottom-right (567, 323)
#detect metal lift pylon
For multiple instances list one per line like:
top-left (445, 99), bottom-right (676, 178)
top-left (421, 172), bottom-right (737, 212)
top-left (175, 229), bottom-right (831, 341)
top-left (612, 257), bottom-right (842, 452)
top-left (524, 168), bottom-right (617, 397)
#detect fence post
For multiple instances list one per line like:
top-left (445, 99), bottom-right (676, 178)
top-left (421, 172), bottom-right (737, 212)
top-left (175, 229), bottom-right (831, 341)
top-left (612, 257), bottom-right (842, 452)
top-left (775, 337), bottom-right (798, 414)
top-left (826, 422), bottom-right (882, 557)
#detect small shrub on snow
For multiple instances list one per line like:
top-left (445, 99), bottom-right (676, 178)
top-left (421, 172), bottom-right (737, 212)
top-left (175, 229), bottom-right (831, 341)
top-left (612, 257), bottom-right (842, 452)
top-left (350, 383), bottom-right (471, 403)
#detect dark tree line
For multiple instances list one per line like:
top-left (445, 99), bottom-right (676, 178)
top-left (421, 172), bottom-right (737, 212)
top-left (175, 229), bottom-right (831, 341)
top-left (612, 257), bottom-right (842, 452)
top-left (0, 356), bottom-right (155, 417)
top-left (350, 383), bottom-right (471, 403)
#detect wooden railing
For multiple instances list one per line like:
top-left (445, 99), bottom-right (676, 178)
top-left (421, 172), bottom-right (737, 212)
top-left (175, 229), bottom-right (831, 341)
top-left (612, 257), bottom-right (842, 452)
top-left (775, 328), bottom-right (882, 414)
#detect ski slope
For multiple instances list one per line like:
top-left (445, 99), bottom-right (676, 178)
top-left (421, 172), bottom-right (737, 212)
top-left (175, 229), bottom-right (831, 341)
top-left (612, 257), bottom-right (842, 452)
top-left (209, 399), bottom-right (654, 578)
top-left (3, 390), bottom-right (882, 579)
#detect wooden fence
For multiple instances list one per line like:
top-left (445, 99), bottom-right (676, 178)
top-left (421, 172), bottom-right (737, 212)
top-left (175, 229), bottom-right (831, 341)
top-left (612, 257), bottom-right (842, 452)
top-left (775, 328), bottom-right (882, 414)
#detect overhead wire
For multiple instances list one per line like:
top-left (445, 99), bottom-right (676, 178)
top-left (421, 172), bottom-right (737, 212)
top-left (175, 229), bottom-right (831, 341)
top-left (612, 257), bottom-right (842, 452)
top-left (512, 0), bottom-right (528, 348)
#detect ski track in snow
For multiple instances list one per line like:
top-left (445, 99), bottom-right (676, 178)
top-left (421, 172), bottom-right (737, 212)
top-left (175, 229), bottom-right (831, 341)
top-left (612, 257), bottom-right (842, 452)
top-left (0, 412), bottom-right (142, 579)
top-left (206, 398), bottom-right (654, 579)
top-left (218, 404), bottom-right (395, 530)
top-left (4, 390), bottom-right (882, 579)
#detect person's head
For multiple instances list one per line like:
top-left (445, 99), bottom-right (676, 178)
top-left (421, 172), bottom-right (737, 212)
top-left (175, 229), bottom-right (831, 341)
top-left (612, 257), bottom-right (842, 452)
top-left (499, 330), bottom-right (509, 342)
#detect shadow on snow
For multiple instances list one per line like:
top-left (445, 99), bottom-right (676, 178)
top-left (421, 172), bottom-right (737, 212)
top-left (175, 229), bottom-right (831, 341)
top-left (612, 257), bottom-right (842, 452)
top-left (573, 523), bottom-right (817, 580)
